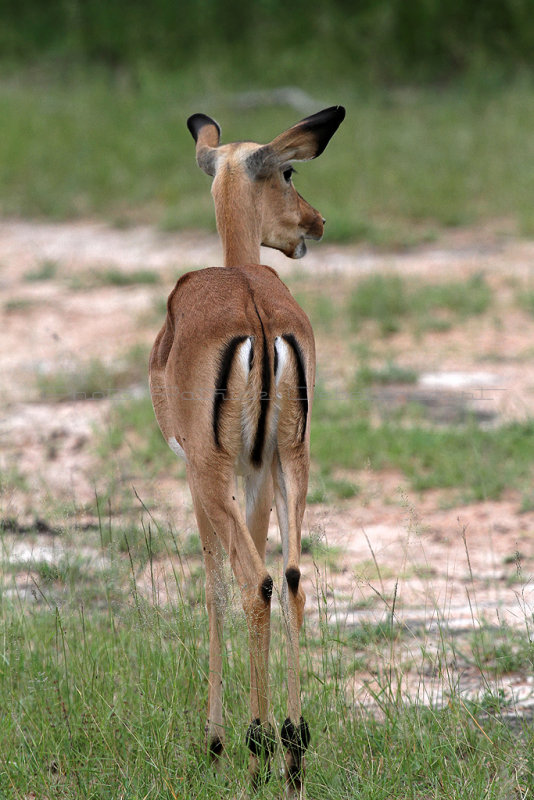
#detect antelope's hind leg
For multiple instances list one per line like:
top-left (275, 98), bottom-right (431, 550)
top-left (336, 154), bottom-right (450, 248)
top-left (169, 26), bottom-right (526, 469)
top-left (190, 463), bottom-right (275, 788)
top-left (244, 470), bottom-right (276, 788)
top-left (273, 450), bottom-right (310, 798)
top-left (191, 485), bottom-right (228, 760)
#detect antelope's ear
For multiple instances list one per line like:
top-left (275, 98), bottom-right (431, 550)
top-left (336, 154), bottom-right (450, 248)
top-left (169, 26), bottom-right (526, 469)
top-left (268, 105), bottom-right (346, 163)
top-left (187, 113), bottom-right (221, 176)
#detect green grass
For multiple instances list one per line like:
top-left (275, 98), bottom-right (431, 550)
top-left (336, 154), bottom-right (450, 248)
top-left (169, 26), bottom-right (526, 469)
top-left (5, 0), bottom-right (534, 83)
top-left (1, 548), bottom-right (534, 799)
top-left (3, 72), bottom-right (534, 244)
top-left (98, 268), bottom-right (160, 286)
top-left (307, 472), bottom-right (360, 504)
top-left (293, 291), bottom-right (338, 332)
top-left (5, 380), bottom-right (534, 798)
top-left (31, 555), bottom-right (87, 585)
top-left (355, 360), bottom-right (419, 387)
top-left (36, 344), bottom-right (150, 402)
top-left (516, 284), bottom-right (534, 317)
top-left (96, 380), bottom-right (534, 503)
top-left (311, 388), bottom-right (534, 501)
top-left (3, 297), bottom-right (37, 313)
top-left (97, 391), bottom-right (179, 475)
top-left (70, 267), bottom-right (161, 290)
top-left (0, 464), bottom-right (29, 495)
top-left (348, 273), bottom-right (492, 335)
top-left (469, 624), bottom-right (534, 676)
top-left (24, 259), bottom-right (58, 282)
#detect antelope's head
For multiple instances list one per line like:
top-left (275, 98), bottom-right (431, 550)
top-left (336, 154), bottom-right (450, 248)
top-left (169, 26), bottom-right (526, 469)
top-left (187, 106), bottom-right (345, 263)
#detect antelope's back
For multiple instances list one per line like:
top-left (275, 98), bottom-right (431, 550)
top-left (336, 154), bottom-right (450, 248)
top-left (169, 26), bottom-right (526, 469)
top-left (149, 264), bottom-right (315, 469)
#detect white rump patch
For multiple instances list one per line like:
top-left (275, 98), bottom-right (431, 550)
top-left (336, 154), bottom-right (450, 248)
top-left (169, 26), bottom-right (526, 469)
top-left (237, 337), bottom-right (255, 472)
top-left (244, 468), bottom-right (266, 522)
top-left (237, 336), bottom-right (253, 374)
top-left (168, 436), bottom-right (186, 461)
top-left (274, 336), bottom-right (290, 386)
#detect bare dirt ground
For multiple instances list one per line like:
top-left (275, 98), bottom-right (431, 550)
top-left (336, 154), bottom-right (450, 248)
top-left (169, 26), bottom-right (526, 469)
top-left (2, 218), bottom-right (534, 713)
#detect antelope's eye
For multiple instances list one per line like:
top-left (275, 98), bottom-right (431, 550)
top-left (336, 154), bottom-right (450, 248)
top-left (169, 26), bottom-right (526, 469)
top-left (283, 166), bottom-right (295, 183)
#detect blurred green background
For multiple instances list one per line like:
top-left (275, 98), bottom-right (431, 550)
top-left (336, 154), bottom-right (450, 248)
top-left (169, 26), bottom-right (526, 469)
top-left (2, 0), bottom-right (534, 244)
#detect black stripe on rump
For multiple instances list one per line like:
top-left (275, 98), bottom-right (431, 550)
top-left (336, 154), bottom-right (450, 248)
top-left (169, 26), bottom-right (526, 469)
top-left (213, 335), bottom-right (249, 449)
top-left (250, 305), bottom-right (271, 468)
top-left (282, 334), bottom-right (308, 441)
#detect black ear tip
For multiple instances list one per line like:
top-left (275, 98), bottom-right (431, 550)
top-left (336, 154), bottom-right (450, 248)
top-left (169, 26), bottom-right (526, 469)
top-left (323, 105), bottom-right (346, 126)
top-left (187, 113), bottom-right (221, 142)
top-left (300, 104), bottom-right (346, 131)
top-left (295, 104), bottom-right (346, 157)
top-left (321, 105), bottom-right (346, 138)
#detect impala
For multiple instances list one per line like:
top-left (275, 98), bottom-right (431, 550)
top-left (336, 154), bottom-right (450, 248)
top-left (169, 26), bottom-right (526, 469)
top-left (149, 104), bottom-right (345, 796)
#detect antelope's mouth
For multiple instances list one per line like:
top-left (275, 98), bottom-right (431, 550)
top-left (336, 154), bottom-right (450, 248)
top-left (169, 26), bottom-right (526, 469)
top-left (291, 238), bottom-right (307, 259)
top-left (305, 228), bottom-right (324, 243)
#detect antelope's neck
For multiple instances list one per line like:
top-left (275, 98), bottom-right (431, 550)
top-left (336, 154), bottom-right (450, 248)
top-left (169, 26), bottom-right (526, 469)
top-left (221, 227), bottom-right (261, 267)
top-left (213, 169), bottom-right (263, 267)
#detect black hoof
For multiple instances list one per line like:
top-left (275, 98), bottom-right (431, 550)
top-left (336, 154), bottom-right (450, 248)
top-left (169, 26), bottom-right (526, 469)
top-left (246, 718), bottom-right (276, 789)
top-left (261, 575), bottom-right (273, 603)
top-left (281, 716), bottom-right (310, 790)
top-left (246, 718), bottom-right (276, 758)
top-left (281, 716), bottom-right (310, 758)
top-left (208, 734), bottom-right (224, 759)
top-left (286, 763), bottom-right (304, 793)
top-left (285, 566), bottom-right (301, 593)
